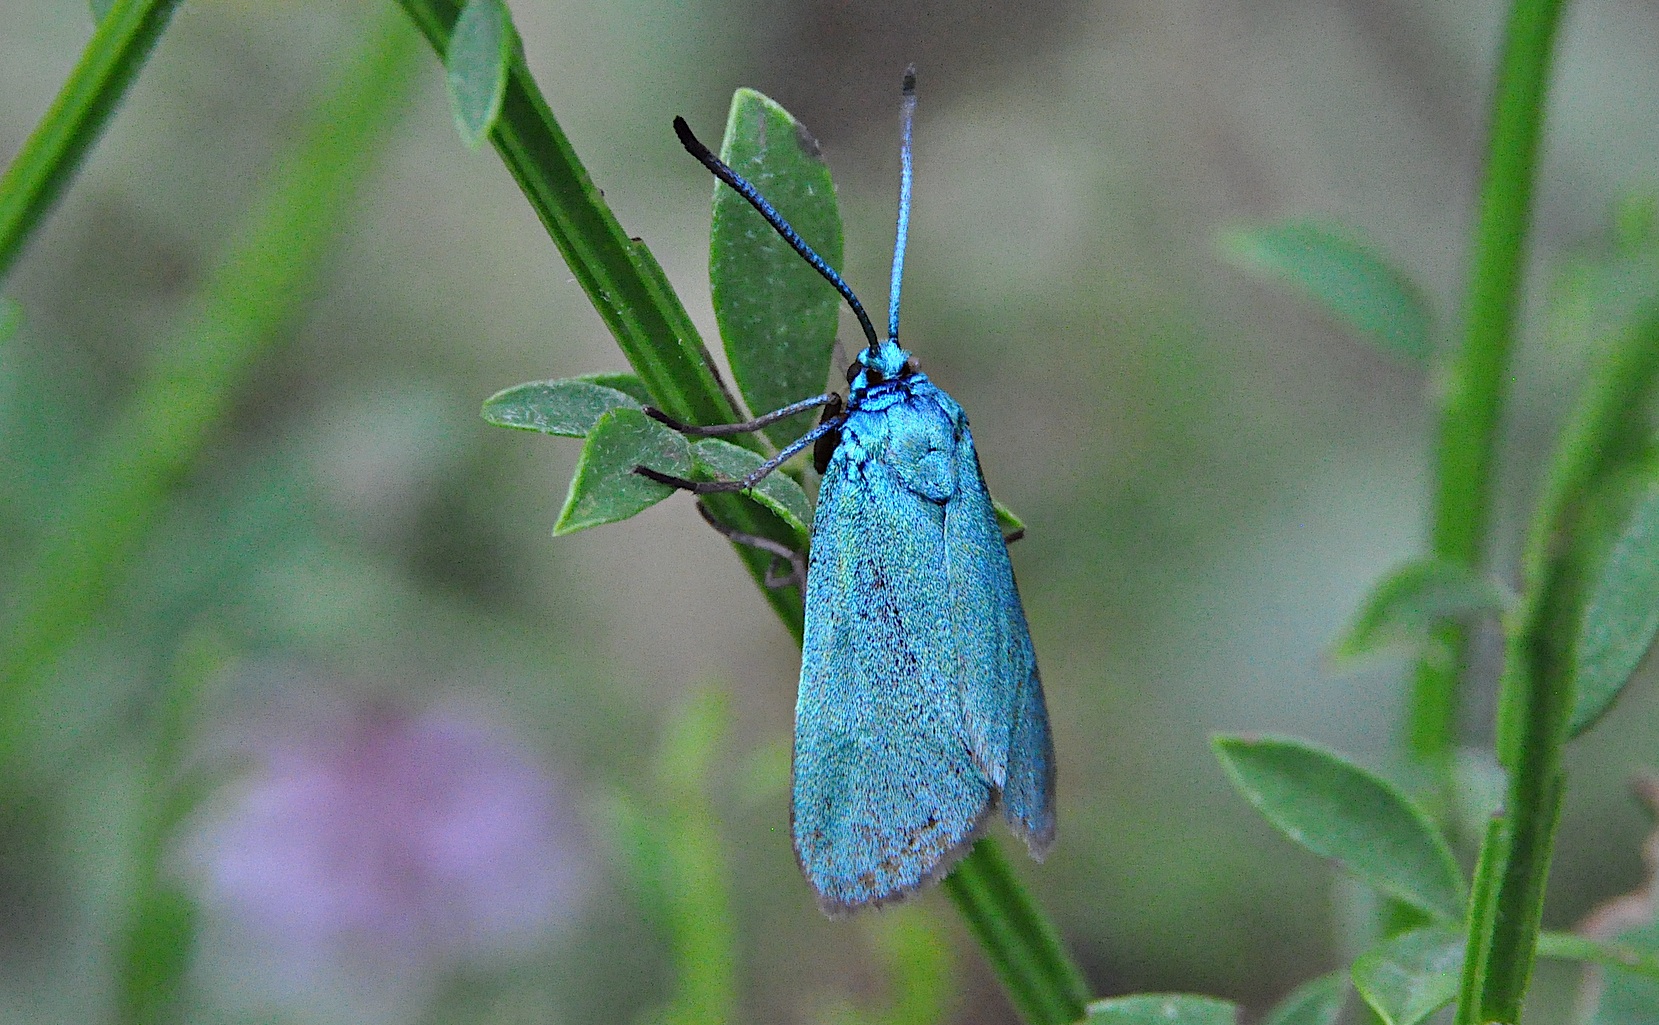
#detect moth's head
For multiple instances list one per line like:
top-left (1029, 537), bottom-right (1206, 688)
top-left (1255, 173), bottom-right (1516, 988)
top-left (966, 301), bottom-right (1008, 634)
top-left (848, 342), bottom-right (918, 390)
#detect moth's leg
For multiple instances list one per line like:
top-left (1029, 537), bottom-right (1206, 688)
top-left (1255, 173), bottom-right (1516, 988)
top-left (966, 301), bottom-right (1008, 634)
top-left (633, 414), bottom-right (846, 494)
top-left (642, 393), bottom-right (837, 437)
top-left (1003, 527), bottom-right (1025, 546)
top-left (695, 500), bottom-right (806, 590)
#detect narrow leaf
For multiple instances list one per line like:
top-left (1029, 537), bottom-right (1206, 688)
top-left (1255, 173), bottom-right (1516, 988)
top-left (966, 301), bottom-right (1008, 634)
top-left (691, 438), bottom-right (811, 539)
top-left (1262, 972), bottom-right (1348, 1025)
top-left (90, 0), bottom-right (115, 22)
top-left (1571, 922), bottom-right (1659, 1025)
top-left (1538, 930), bottom-right (1659, 982)
top-left (1572, 479), bottom-right (1659, 734)
top-left (1332, 558), bottom-right (1511, 664)
top-left (554, 408), bottom-right (689, 535)
top-left (1220, 220), bottom-right (1433, 363)
top-left (1085, 994), bottom-right (1238, 1025)
top-left (1213, 735), bottom-right (1466, 919)
top-left (710, 89), bottom-right (843, 447)
top-left (482, 378), bottom-right (643, 437)
top-left (1351, 925), bottom-right (1463, 1025)
top-left (445, 0), bottom-right (513, 149)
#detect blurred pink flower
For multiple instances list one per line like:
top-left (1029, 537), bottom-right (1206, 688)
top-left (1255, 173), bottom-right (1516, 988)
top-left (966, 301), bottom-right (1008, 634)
top-left (183, 695), bottom-right (588, 1016)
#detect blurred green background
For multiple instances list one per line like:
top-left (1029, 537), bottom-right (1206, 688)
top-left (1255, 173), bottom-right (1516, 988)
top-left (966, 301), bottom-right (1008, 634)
top-left (3, 0), bottom-right (1659, 1022)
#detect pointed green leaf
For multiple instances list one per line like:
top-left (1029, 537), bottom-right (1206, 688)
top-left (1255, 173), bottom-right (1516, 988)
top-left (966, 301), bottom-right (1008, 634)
top-left (446, 0), bottom-right (514, 150)
top-left (482, 378), bottom-right (644, 437)
top-left (1085, 994), bottom-right (1238, 1025)
top-left (1213, 735), bottom-right (1466, 919)
top-left (1332, 559), bottom-right (1512, 663)
top-left (690, 438), bottom-right (811, 540)
top-left (1263, 972), bottom-right (1348, 1025)
top-left (1572, 480), bottom-right (1659, 734)
top-left (1351, 926), bottom-right (1463, 1025)
top-left (554, 408), bottom-right (689, 535)
top-left (1220, 220), bottom-right (1433, 364)
top-left (710, 89), bottom-right (843, 447)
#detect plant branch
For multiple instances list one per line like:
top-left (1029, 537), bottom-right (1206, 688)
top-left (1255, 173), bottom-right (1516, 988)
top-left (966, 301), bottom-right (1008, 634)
top-left (1408, 0), bottom-right (1568, 804)
top-left (0, 0), bottom-right (184, 280)
top-left (944, 838), bottom-right (1091, 1025)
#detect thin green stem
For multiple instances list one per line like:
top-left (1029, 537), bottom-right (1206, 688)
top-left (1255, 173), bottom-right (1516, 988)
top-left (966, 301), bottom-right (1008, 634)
top-left (0, 9), bottom-right (421, 766)
top-left (117, 630), bottom-right (228, 1025)
top-left (0, 0), bottom-right (184, 280)
top-left (1462, 309), bottom-right (1659, 1025)
top-left (1409, 0), bottom-right (1569, 796)
top-left (944, 839), bottom-right (1091, 1025)
top-left (392, 3), bottom-right (1090, 1017)
top-left (1441, 0), bottom-right (1573, 1020)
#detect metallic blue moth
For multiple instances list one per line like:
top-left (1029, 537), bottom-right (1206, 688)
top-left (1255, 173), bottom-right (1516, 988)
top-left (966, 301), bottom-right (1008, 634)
top-left (639, 69), bottom-right (1055, 914)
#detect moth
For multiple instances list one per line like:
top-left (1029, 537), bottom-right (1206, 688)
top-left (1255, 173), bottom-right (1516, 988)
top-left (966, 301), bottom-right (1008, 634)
top-left (639, 69), bottom-right (1055, 913)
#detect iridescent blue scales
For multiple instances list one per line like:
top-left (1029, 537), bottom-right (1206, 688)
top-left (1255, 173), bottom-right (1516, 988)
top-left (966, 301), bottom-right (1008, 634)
top-left (638, 68), bottom-right (1056, 913)
top-left (795, 343), bottom-right (1055, 912)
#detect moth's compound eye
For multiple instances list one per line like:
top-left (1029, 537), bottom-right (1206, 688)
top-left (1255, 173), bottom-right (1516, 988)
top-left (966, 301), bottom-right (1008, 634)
top-left (865, 367), bottom-right (886, 385)
top-left (845, 362), bottom-right (862, 385)
top-left (901, 357), bottom-right (920, 376)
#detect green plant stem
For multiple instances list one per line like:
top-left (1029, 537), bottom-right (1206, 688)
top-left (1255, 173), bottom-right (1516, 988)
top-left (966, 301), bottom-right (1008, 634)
top-left (1462, 314), bottom-right (1659, 1025)
top-left (1439, 1), bottom-right (1572, 1021)
top-left (394, 0), bottom-right (804, 638)
top-left (1409, 0), bottom-right (1569, 803)
top-left (0, 9), bottom-right (420, 766)
top-left (117, 630), bottom-right (227, 1025)
top-left (392, 3), bottom-right (1091, 1017)
top-left (944, 839), bottom-right (1091, 1025)
top-left (0, 0), bottom-right (184, 280)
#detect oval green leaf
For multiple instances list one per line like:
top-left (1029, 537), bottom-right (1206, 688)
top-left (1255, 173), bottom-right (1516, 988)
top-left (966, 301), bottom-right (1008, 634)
top-left (446, 0), bottom-right (514, 150)
top-left (1213, 735), bottom-right (1466, 920)
top-left (1351, 925), bottom-right (1463, 1025)
top-left (1332, 558), bottom-right (1512, 664)
top-left (1262, 972), bottom-right (1348, 1025)
top-left (554, 408), bottom-right (689, 535)
top-left (579, 371), bottom-right (653, 406)
top-left (1572, 480), bottom-right (1659, 735)
top-left (482, 378), bottom-right (644, 437)
top-left (690, 438), bottom-right (811, 541)
top-left (710, 89), bottom-right (843, 447)
top-left (1086, 995), bottom-right (1238, 1025)
top-left (1220, 220), bottom-right (1433, 364)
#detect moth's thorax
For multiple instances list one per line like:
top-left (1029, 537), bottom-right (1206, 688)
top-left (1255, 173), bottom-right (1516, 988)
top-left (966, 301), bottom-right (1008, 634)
top-left (848, 341), bottom-right (914, 391)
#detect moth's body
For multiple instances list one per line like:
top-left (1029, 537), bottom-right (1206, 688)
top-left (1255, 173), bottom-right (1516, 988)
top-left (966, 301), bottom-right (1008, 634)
top-left (793, 344), bottom-right (1056, 913)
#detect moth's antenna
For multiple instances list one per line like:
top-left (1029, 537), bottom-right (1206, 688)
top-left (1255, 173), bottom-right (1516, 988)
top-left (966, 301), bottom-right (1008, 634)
top-left (887, 67), bottom-right (917, 348)
top-left (673, 116), bottom-right (880, 353)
